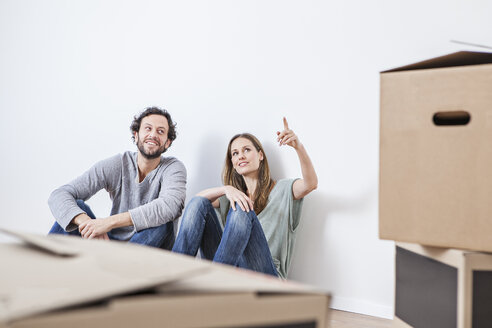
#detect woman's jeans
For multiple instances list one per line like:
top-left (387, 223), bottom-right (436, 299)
top-left (48, 200), bottom-right (174, 249)
top-left (172, 196), bottom-right (278, 277)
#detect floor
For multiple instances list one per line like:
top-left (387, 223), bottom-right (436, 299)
top-left (328, 309), bottom-right (393, 328)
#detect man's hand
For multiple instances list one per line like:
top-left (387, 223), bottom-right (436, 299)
top-left (93, 233), bottom-right (110, 240)
top-left (78, 218), bottom-right (113, 239)
top-left (72, 213), bottom-right (92, 226)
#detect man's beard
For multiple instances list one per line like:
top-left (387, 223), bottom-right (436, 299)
top-left (137, 138), bottom-right (167, 160)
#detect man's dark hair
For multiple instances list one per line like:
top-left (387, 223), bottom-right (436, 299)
top-left (130, 107), bottom-right (177, 144)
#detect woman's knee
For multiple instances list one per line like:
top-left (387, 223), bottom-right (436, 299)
top-left (226, 206), bottom-right (254, 231)
top-left (187, 196), bottom-right (211, 211)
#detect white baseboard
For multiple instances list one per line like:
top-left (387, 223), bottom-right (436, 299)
top-left (330, 295), bottom-right (394, 319)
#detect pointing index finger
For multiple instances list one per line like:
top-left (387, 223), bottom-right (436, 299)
top-left (283, 117), bottom-right (289, 130)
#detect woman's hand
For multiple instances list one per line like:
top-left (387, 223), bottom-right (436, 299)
top-left (224, 185), bottom-right (254, 212)
top-left (277, 117), bottom-right (300, 149)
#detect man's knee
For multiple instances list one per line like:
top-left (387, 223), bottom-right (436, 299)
top-left (76, 200), bottom-right (96, 219)
top-left (48, 221), bottom-right (66, 235)
top-left (131, 221), bottom-right (174, 248)
top-left (48, 221), bottom-right (80, 236)
top-left (150, 221), bottom-right (174, 239)
top-left (158, 221), bottom-right (175, 250)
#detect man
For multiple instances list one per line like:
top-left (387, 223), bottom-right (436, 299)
top-left (48, 107), bottom-right (187, 249)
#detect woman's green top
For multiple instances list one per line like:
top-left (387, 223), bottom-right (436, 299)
top-left (217, 178), bottom-right (304, 279)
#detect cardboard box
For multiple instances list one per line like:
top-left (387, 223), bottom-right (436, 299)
top-left (379, 51), bottom-right (492, 252)
top-left (0, 228), bottom-right (330, 328)
top-left (393, 242), bottom-right (492, 328)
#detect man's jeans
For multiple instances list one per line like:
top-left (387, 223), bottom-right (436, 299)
top-left (48, 200), bottom-right (174, 249)
top-left (172, 196), bottom-right (278, 277)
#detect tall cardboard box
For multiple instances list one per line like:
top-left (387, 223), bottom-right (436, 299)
top-left (379, 51), bottom-right (492, 252)
top-left (0, 229), bottom-right (330, 328)
top-left (393, 242), bottom-right (492, 328)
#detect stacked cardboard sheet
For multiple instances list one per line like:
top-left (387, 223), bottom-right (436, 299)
top-left (0, 228), bottom-right (330, 328)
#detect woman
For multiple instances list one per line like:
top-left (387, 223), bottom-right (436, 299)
top-left (172, 118), bottom-right (317, 278)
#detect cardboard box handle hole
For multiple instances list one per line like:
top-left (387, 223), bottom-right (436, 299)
top-left (433, 111), bottom-right (471, 126)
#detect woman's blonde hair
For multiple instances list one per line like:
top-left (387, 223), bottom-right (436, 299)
top-left (222, 133), bottom-right (275, 214)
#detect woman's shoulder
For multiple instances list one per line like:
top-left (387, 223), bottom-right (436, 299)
top-left (269, 178), bottom-right (297, 197)
top-left (274, 178), bottom-right (297, 189)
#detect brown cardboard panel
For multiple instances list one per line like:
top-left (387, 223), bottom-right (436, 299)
top-left (0, 230), bottom-right (210, 322)
top-left (395, 242), bottom-right (465, 268)
top-left (9, 293), bottom-right (328, 328)
top-left (382, 51), bottom-right (492, 73)
top-left (0, 229), bottom-right (330, 328)
top-left (0, 228), bottom-right (79, 256)
top-left (157, 260), bottom-right (321, 294)
top-left (380, 56), bottom-right (492, 252)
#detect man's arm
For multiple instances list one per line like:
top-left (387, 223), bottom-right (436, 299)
top-left (48, 154), bottom-right (122, 232)
top-left (128, 159), bottom-right (187, 232)
top-left (78, 212), bottom-right (132, 239)
top-left (65, 157), bottom-right (186, 238)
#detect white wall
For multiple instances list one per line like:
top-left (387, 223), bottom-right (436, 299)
top-left (1, 0), bottom-right (491, 319)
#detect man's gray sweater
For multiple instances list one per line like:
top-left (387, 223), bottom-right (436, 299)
top-left (48, 151), bottom-right (187, 241)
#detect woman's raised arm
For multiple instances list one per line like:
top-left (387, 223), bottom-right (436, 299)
top-left (276, 117), bottom-right (318, 200)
